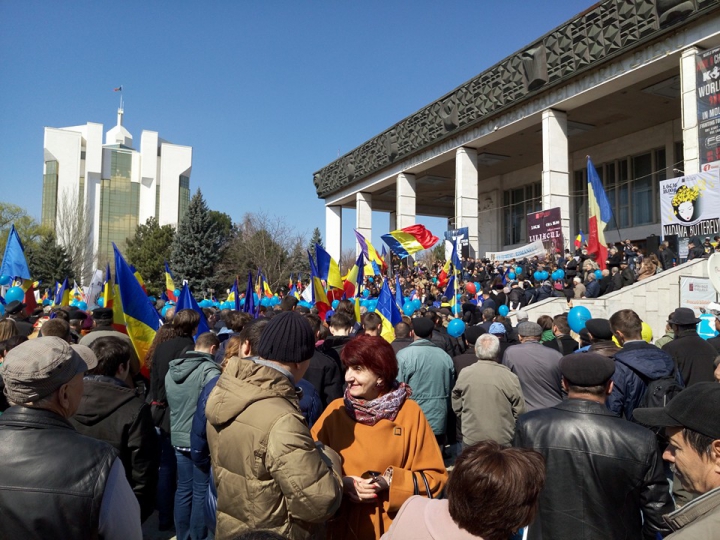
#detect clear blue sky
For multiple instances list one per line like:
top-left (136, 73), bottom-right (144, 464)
top-left (0, 1), bottom-right (591, 250)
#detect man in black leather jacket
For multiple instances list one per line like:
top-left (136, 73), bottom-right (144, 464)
top-left (0, 337), bottom-right (142, 539)
top-left (514, 353), bottom-right (673, 540)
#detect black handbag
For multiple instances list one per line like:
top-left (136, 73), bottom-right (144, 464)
top-left (412, 471), bottom-right (434, 499)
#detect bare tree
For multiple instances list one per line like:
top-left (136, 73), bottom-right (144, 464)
top-left (339, 248), bottom-right (357, 275)
top-left (55, 188), bottom-right (95, 285)
top-left (216, 212), bottom-right (308, 292)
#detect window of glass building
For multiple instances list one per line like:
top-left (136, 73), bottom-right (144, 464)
top-left (572, 148), bottom-right (667, 234)
top-left (503, 182), bottom-right (541, 245)
top-left (42, 160), bottom-right (59, 227)
top-left (178, 175), bottom-right (190, 221)
top-left (98, 150), bottom-right (139, 262)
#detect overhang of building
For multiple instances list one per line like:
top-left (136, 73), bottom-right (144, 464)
top-left (313, 0), bottom-right (720, 199)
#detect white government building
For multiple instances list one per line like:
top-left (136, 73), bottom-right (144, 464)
top-left (42, 108), bottom-right (192, 270)
top-left (314, 0), bottom-right (720, 261)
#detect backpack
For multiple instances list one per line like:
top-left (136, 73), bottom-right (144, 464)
top-left (633, 367), bottom-right (684, 411)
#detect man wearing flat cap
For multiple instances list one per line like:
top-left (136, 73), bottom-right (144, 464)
top-left (662, 307), bottom-right (717, 386)
top-left (5, 299), bottom-right (33, 337)
top-left (0, 337), bottom-right (142, 539)
top-left (608, 309), bottom-right (681, 422)
top-left (502, 321), bottom-right (563, 411)
top-left (514, 352), bottom-right (673, 540)
top-left (634, 383), bottom-right (720, 538)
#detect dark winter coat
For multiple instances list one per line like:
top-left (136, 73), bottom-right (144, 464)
top-left (607, 341), bottom-right (681, 422)
top-left (585, 280), bottom-right (600, 298)
top-left (662, 328), bottom-right (717, 386)
top-left (71, 375), bottom-right (159, 522)
top-left (303, 349), bottom-right (343, 409)
top-left (318, 335), bottom-right (353, 372)
top-left (149, 335), bottom-right (195, 433)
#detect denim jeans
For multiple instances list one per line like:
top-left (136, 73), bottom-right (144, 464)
top-left (175, 449), bottom-right (211, 540)
top-left (156, 429), bottom-right (177, 529)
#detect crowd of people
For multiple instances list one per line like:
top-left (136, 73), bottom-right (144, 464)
top-left (1, 243), bottom-right (720, 540)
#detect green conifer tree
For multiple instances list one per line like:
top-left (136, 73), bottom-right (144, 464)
top-left (170, 189), bottom-right (222, 292)
top-left (26, 232), bottom-right (74, 286)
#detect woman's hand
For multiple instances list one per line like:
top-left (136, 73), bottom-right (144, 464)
top-left (342, 476), bottom-right (387, 503)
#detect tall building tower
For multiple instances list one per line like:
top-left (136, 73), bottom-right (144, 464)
top-left (42, 108), bottom-right (192, 279)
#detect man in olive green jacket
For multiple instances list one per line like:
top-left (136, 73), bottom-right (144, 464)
top-left (206, 312), bottom-right (342, 540)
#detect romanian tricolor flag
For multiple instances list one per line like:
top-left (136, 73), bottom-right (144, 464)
top-left (444, 275), bottom-right (460, 315)
top-left (315, 244), bottom-right (343, 290)
top-left (113, 244), bottom-right (160, 369)
top-left (257, 271), bottom-right (273, 298)
top-left (381, 224), bottom-right (438, 258)
top-left (165, 262), bottom-right (177, 301)
top-left (228, 278), bottom-right (240, 311)
top-left (586, 157), bottom-right (613, 270)
top-left (354, 230), bottom-right (386, 274)
top-left (376, 279), bottom-right (402, 343)
top-left (343, 253), bottom-right (364, 299)
top-left (309, 251), bottom-right (331, 320)
top-left (574, 230), bottom-right (586, 249)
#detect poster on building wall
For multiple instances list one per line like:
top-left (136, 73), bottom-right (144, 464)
top-left (527, 207), bottom-right (564, 256)
top-left (444, 227), bottom-right (469, 259)
top-left (679, 276), bottom-right (717, 317)
top-left (697, 46), bottom-right (720, 165)
top-left (660, 170), bottom-right (720, 239)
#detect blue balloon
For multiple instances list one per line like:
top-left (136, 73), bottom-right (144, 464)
top-left (568, 306), bottom-right (592, 333)
top-left (412, 298), bottom-right (422, 310)
top-left (474, 282), bottom-right (481, 292)
top-left (97, 297), bottom-right (104, 307)
top-left (447, 318), bottom-right (466, 338)
top-left (533, 271), bottom-right (541, 282)
top-left (541, 271), bottom-right (549, 281)
top-left (515, 266), bottom-right (522, 276)
top-left (507, 272), bottom-right (516, 280)
top-left (404, 296), bottom-right (410, 305)
top-left (403, 302), bottom-right (415, 316)
top-left (4, 286), bottom-right (24, 304)
top-left (326, 309), bottom-right (335, 318)
top-left (368, 301), bottom-right (377, 312)
top-left (0, 275), bottom-right (11, 286)
top-left (331, 300), bottom-right (340, 310)
top-left (270, 296), bottom-right (280, 306)
top-left (161, 305), bottom-right (170, 317)
top-left (368, 277), bottom-right (374, 283)
top-left (42, 298), bottom-right (52, 306)
top-left (260, 297), bottom-right (271, 307)
top-left (174, 289), bottom-right (181, 298)
top-left (594, 269), bottom-right (602, 279)
top-left (77, 301), bottom-right (88, 311)
top-left (362, 289), bottom-right (370, 298)
top-left (240, 298), bottom-right (246, 306)
top-left (555, 269), bottom-right (565, 279)
top-left (498, 305), bottom-right (509, 316)
top-left (360, 299), bottom-right (369, 308)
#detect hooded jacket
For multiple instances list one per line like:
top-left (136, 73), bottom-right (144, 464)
top-left (607, 341), bottom-right (680, 422)
top-left (165, 351), bottom-right (221, 448)
top-left (206, 358), bottom-right (343, 540)
top-left (70, 375), bottom-right (159, 522)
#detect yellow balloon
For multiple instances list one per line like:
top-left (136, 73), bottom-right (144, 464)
top-left (641, 321), bottom-right (653, 343)
top-left (612, 336), bottom-right (620, 347)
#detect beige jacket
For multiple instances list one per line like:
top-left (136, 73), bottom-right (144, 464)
top-left (451, 359), bottom-right (525, 446)
top-left (381, 496), bottom-right (481, 539)
top-left (665, 485), bottom-right (720, 539)
top-left (206, 358), bottom-right (343, 540)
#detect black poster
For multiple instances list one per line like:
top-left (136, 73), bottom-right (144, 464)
top-left (697, 46), bottom-right (720, 166)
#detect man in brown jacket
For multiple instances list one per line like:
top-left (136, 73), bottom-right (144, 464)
top-left (634, 382), bottom-right (720, 538)
top-left (206, 311), bottom-right (343, 540)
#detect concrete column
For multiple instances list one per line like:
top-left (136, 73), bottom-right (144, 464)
top-left (396, 173), bottom-right (416, 230)
top-left (455, 147), bottom-right (479, 257)
top-left (325, 205), bottom-right (342, 262)
top-left (388, 212), bottom-right (396, 232)
top-left (542, 109), bottom-right (570, 251)
top-left (681, 47), bottom-right (702, 175)
top-left (356, 192), bottom-right (372, 256)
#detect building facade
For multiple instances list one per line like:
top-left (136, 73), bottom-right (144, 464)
top-left (42, 108), bottom-right (192, 274)
top-left (314, 0), bottom-right (720, 261)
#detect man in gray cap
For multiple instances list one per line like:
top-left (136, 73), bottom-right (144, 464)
top-left (0, 337), bottom-right (142, 539)
top-left (634, 382), bottom-right (720, 538)
top-left (514, 353), bottom-right (673, 540)
top-left (501, 321), bottom-right (563, 411)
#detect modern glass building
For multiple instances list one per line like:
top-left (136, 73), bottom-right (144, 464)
top-left (42, 108), bottom-right (192, 274)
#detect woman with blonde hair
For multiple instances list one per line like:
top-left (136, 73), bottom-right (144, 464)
top-left (0, 319), bottom-right (18, 342)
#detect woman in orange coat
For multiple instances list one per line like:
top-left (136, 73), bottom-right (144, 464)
top-left (311, 335), bottom-right (447, 540)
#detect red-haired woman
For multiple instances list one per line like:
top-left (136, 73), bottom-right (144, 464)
top-left (311, 335), bottom-right (447, 540)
